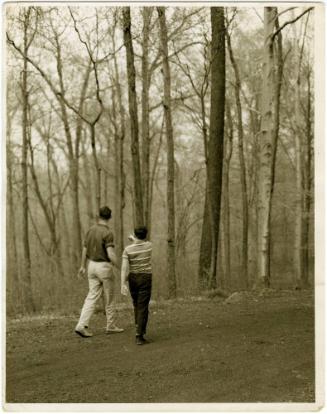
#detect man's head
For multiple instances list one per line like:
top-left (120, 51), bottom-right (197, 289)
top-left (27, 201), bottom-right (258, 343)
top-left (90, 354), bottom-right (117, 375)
top-left (134, 226), bottom-right (148, 240)
top-left (99, 206), bottom-right (112, 221)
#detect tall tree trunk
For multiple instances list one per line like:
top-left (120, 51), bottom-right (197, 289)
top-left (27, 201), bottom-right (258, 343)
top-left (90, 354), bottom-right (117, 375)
top-left (51, 156), bottom-right (72, 272)
top-left (112, 87), bottom-right (124, 260)
top-left (90, 124), bottom-right (101, 212)
top-left (302, 69), bottom-right (313, 287)
top-left (248, 94), bottom-right (261, 282)
top-left (198, 86), bottom-right (211, 291)
top-left (227, 32), bottom-right (248, 288)
top-left (207, 7), bottom-right (225, 289)
top-left (112, 20), bottom-right (125, 256)
top-left (123, 7), bottom-right (144, 227)
top-left (56, 47), bottom-right (85, 269)
top-left (141, 7), bottom-right (152, 231)
top-left (81, 138), bottom-right (94, 225)
top-left (270, 15), bottom-right (283, 279)
top-left (292, 13), bottom-right (310, 289)
top-left (21, 9), bottom-right (35, 312)
top-left (157, 6), bottom-right (177, 298)
top-left (256, 7), bottom-right (277, 288)
top-left (223, 101), bottom-right (234, 288)
top-left (148, 119), bottom-right (164, 238)
top-left (28, 128), bottom-right (64, 278)
top-left (198, 187), bottom-right (212, 290)
top-left (70, 158), bottom-right (82, 265)
top-left (7, 132), bottom-right (20, 300)
top-left (59, 194), bottom-right (72, 272)
top-left (271, 16), bottom-right (283, 191)
top-left (175, 161), bottom-right (187, 259)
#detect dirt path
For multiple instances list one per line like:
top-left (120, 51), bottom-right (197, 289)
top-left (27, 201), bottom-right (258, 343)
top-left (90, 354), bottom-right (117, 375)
top-left (6, 291), bottom-right (315, 403)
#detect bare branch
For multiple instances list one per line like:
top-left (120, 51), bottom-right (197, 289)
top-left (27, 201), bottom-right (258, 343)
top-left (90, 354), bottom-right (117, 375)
top-left (271, 7), bottom-right (313, 41)
top-left (68, 7), bottom-right (104, 126)
top-left (7, 32), bottom-right (92, 124)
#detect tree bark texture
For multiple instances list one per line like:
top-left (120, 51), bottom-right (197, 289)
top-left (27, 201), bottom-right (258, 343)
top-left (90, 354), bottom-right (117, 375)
top-left (302, 69), bottom-right (313, 287)
top-left (7, 120), bottom-right (20, 298)
top-left (21, 8), bottom-right (35, 312)
top-left (123, 7), bottom-right (144, 227)
top-left (111, 86), bottom-right (124, 260)
top-left (148, 119), bottom-right (164, 238)
top-left (198, 186), bottom-right (212, 290)
top-left (223, 101), bottom-right (234, 287)
top-left (112, 27), bottom-right (126, 258)
top-left (82, 139), bottom-right (95, 225)
top-left (141, 7), bottom-right (152, 231)
top-left (90, 124), bottom-right (101, 212)
top-left (227, 31), bottom-right (249, 288)
top-left (207, 7), bottom-right (225, 289)
top-left (198, 73), bottom-right (211, 291)
top-left (256, 7), bottom-right (277, 288)
top-left (157, 6), bottom-right (177, 298)
top-left (292, 13), bottom-right (310, 289)
top-left (56, 39), bottom-right (87, 267)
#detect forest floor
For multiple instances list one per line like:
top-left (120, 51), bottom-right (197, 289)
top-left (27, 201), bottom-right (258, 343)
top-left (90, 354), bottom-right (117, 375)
top-left (6, 289), bottom-right (315, 404)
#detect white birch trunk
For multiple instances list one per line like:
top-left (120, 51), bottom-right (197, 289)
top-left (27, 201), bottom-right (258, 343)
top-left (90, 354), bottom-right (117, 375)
top-left (256, 7), bottom-right (277, 288)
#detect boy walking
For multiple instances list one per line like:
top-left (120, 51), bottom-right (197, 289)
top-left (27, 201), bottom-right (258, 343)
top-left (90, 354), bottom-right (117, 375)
top-left (75, 206), bottom-right (124, 338)
top-left (121, 226), bottom-right (152, 345)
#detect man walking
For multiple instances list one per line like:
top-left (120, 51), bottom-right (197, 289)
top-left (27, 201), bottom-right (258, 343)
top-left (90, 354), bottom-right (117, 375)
top-left (75, 206), bottom-right (124, 338)
top-left (121, 226), bottom-right (152, 345)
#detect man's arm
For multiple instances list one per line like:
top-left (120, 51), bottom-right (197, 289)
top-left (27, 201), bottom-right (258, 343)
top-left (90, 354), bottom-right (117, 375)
top-left (106, 246), bottom-right (118, 268)
top-left (78, 246), bottom-right (87, 278)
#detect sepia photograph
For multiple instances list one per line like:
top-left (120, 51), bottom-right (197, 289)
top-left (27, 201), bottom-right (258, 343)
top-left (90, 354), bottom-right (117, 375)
top-left (3, 1), bottom-right (324, 410)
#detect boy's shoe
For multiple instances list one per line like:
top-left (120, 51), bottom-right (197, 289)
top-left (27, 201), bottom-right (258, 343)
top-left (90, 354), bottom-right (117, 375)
top-left (106, 326), bottom-right (124, 334)
top-left (75, 327), bottom-right (93, 338)
top-left (136, 335), bottom-right (149, 345)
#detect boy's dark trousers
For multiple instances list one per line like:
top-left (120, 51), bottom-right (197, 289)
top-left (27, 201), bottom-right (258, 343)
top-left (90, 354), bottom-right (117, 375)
top-left (128, 273), bottom-right (152, 336)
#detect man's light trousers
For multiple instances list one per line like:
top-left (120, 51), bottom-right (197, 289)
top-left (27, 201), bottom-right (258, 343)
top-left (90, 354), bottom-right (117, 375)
top-left (76, 260), bottom-right (116, 330)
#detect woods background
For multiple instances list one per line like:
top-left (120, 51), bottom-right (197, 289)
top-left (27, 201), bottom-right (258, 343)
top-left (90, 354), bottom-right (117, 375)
top-left (5, 5), bottom-right (315, 316)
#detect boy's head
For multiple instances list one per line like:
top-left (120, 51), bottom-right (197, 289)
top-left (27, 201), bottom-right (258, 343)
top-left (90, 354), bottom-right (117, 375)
top-left (99, 206), bottom-right (112, 221)
top-left (134, 226), bottom-right (148, 240)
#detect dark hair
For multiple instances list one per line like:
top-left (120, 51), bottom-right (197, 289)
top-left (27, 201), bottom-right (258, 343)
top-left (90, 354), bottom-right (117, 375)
top-left (99, 206), bottom-right (112, 220)
top-left (134, 226), bottom-right (148, 240)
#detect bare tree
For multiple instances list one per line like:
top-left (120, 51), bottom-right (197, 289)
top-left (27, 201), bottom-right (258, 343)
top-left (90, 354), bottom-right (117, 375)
top-left (20, 7), bottom-right (38, 311)
top-left (207, 7), bottom-right (226, 289)
top-left (226, 26), bottom-right (249, 288)
top-left (6, 102), bottom-right (20, 300)
top-left (157, 6), bottom-right (177, 298)
top-left (222, 100), bottom-right (234, 286)
top-left (256, 7), bottom-right (278, 288)
top-left (141, 7), bottom-right (154, 232)
top-left (302, 65), bottom-right (313, 286)
top-left (171, 33), bottom-right (211, 290)
top-left (291, 10), bottom-right (311, 288)
top-left (123, 7), bottom-right (144, 227)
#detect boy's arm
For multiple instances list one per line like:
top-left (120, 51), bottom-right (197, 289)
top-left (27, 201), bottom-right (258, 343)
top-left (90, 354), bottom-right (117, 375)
top-left (128, 234), bottom-right (136, 242)
top-left (121, 254), bottom-right (129, 296)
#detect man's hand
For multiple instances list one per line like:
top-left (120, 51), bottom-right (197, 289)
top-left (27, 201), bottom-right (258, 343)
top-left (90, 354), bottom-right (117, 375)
top-left (77, 267), bottom-right (86, 279)
top-left (121, 283), bottom-right (129, 296)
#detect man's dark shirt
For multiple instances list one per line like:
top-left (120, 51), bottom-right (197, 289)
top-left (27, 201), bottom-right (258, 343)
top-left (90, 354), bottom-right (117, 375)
top-left (83, 223), bottom-right (114, 262)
